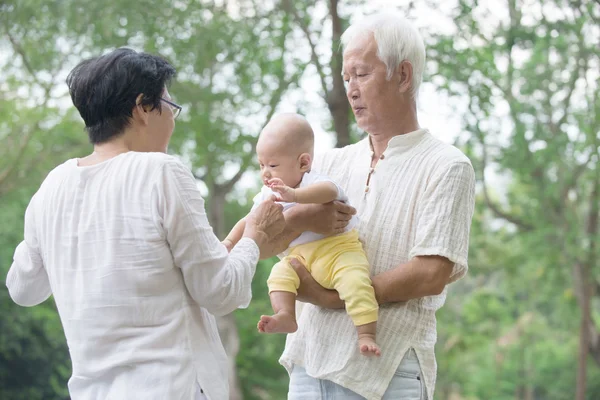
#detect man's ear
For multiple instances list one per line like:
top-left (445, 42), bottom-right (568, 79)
top-left (299, 153), bottom-right (312, 172)
top-left (132, 93), bottom-right (150, 125)
top-left (397, 60), bottom-right (413, 94)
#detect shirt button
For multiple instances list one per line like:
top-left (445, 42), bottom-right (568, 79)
top-left (380, 154), bottom-right (385, 160)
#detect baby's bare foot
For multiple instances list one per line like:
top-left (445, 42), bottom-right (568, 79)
top-left (358, 336), bottom-right (381, 357)
top-left (257, 312), bottom-right (298, 334)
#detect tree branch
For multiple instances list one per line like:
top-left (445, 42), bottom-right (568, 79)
top-left (192, 172), bottom-right (206, 181)
top-left (0, 118), bottom-right (42, 188)
top-left (471, 97), bottom-right (534, 231)
top-left (555, 25), bottom-right (587, 133)
top-left (220, 20), bottom-right (309, 194)
top-left (284, 0), bottom-right (329, 97)
top-left (5, 29), bottom-right (52, 92)
top-left (560, 150), bottom-right (593, 208)
top-left (480, 164), bottom-right (534, 231)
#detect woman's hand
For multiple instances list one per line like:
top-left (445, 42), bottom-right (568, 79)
top-left (244, 196), bottom-right (286, 249)
top-left (289, 258), bottom-right (344, 309)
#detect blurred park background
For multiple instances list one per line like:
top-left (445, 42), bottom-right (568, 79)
top-left (0, 0), bottom-right (599, 399)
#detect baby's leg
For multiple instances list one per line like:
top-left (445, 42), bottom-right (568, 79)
top-left (356, 322), bottom-right (379, 356)
top-left (258, 256), bottom-right (303, 334)
top-left (330, 251), bottom-right (380, 356)
top-left (257, 291), bottom-right (298, 334)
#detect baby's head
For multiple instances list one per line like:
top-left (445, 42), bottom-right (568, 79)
top-left (256, 113), bottom-right (314, 188)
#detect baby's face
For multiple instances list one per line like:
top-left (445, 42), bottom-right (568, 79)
top-left (256, 140), bottom-right (305, 188)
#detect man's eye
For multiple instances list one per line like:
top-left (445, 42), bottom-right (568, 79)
top-left (269, 165), bottom-right (278, 168)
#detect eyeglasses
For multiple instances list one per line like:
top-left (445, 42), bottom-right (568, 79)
top-left (161, 98), bottom-right (182, 119)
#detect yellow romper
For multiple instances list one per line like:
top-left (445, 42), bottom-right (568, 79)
top-left (267, 229), bottom-right (378, 326)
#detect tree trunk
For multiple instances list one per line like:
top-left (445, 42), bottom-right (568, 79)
top-left (216, 313), bottom-right (243, 400)
top-left (574, 261), bottom-right (591, 400)
top-left (206, 186), bottom-right (243, 400)
top-left (208, 186), bottom-right (227, 239)
top-left (576, 157), bottom-right (600, 400)
top-left (327, 0), bottom-right (351, 148)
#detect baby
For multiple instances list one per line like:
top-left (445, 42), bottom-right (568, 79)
top-left (223, 113), bottom-right (380, 356)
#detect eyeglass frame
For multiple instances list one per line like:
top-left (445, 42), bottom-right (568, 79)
top-left (160, 98), bottom-right (182, 119)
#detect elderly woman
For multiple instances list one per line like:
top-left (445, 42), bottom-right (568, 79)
top-left (6, 48), bottom-right (285, 400)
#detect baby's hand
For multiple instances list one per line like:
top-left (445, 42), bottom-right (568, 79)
top-left (267, 178), bottom-right (285, 187)
top-left (268, 179), bottom-right (296, 202)
top-left (222, 239), bottom-right (233, 252)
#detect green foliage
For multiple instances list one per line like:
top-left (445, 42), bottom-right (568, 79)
top-left (430, 0), bottom-right (600, 398)
top-left (1, 0), bottom-right (599, 399)
top-left (235, 258), bottom-right (288, 400)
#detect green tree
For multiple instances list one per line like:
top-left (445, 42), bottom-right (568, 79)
top-left (429, 0), bottom-right (600, 398)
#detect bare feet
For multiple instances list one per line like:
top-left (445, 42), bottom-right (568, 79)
top-left (257, 311), bottom-right (298, 334)
top-left (358, 335), bottom-right (381, 357)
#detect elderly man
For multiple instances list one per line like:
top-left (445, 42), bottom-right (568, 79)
top-left (269, 12), bottom-right (476, 400)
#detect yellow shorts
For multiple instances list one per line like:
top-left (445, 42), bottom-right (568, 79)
top-left (267, 230), bottom-right (378, 326)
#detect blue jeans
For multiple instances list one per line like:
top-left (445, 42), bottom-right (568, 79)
top-left (288, 349), bottom-right (426, 400)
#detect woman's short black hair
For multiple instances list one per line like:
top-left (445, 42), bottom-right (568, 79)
top-left (66, 48), bottom-right (176, 144)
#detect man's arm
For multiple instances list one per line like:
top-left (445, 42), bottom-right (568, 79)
top-left (292, 160), bottom-right (476, 308)
top-left (290, 256), bottom-right (453, 308)
top-left (371, 256), bottom-right (453, 304)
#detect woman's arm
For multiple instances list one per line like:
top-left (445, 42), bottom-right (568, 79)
top-left (155, 159), bottom-right (283, 316)
top-left (222, 218), bottom-right (247, 251)
top-left (7, 194), bottom-right (52, 307)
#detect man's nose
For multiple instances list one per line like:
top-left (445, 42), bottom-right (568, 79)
top-left (347, 82), bottom-right (359, 100)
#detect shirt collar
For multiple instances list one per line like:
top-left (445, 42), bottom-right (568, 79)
top-left (368, 128), bottom-right (429, 156)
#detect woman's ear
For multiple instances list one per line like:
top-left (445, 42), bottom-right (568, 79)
top-left (397, 60), bottom-right (413, 94)
top-left (132, 93), bottom-right (149, 125)
top-left (299, 153), bottom-right (312, 172)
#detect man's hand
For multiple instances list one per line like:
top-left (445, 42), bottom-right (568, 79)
top-left (290, 258), bottom-right (344, 309)
top-left (289, 201), bottom-right (356, 236)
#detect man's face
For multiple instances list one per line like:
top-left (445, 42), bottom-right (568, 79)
top-left (342, 34), bottom-right (408, 136)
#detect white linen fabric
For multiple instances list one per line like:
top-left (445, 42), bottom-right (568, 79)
top-left (252, 170), bottom-right (358, 249)
top-left (280, 129), bottom-right (476, 400)
top-left (7, 152), bottom-right (260, 400)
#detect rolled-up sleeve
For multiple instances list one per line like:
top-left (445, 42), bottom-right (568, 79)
top-left (6, 195), bottom-right (52, 307)
top-left (409, 161), bottom-right (476, 283)
top-left (153, 159), bottom-right (259, 316)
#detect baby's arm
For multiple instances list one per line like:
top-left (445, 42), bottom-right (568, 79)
top-left (294, 182), bottom-right (339, 204)
top-left (269, 178), bottom-right (338, 204)
top-left (222, 218), bottom-right (247, 252)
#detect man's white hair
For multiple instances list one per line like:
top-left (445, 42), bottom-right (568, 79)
top-left (341, 12), bottom-right (426, 98)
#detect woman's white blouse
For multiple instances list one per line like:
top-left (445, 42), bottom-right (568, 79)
top-left (6, 152), bottom-right (259, 400)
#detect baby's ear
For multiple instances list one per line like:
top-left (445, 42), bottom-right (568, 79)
top-left (299, 153), bottom-right (312, 171)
